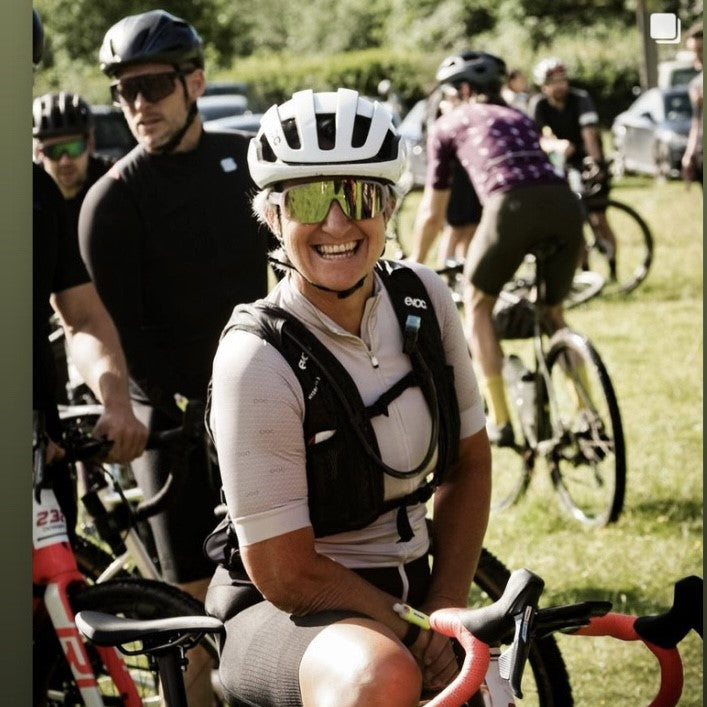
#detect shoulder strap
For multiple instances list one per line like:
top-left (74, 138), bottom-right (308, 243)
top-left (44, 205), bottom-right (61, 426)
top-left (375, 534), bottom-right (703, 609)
top-left (376, 260), bottom-right (460, 475)
top-left (225, 301), bottom-right (383, 459)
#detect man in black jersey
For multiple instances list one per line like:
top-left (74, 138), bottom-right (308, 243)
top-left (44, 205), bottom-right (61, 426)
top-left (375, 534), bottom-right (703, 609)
top-left (529, 57), bottom-right (617, 276)
top-left (32, 10), bottom-right (148, 518)
top-left (78, 12), bottom-right (268, 703)
top-left (33, 93), bottom-right (114, 239)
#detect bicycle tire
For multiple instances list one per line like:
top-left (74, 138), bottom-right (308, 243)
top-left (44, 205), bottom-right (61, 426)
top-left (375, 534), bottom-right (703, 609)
top-left (473, 548), bottom-right (574, 706)
top-left (33, 578), bottom-right (219, 706)
top-left (563, 270), bottom-right (606, 309)
top-left (544, 329), bottom-right (626, 526)
top-left (583, 199), bottom-right (653, 296)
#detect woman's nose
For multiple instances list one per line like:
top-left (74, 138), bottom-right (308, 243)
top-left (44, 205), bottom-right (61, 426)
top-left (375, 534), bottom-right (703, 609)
top-left (321, 200), bottom-right (351, 231)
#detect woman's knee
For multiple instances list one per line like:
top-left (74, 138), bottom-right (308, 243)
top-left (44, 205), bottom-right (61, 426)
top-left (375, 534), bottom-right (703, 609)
top-left (300, 624), bottom-right (421, 707)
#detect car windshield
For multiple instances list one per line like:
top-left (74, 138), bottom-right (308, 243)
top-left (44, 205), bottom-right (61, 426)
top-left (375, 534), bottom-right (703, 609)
top-left (664, 92), bottom-right (692, 121)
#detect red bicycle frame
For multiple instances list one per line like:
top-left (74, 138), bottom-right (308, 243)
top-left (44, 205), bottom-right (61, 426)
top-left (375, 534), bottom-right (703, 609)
top-left (33, 482), bottom-right (142, 706)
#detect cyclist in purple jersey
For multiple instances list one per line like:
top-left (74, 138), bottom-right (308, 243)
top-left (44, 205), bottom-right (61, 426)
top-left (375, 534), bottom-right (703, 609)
top-left (411, 51), bottom-right (584, 447)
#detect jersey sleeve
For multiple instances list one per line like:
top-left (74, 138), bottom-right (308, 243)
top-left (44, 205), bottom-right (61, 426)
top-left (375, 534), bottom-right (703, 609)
top-left (210, 329), bottom-right (312, 547)
top-left (425, 119), bottom-right (456, 190)
top-left (575, 90), bottom-right (599, 127)
top-left (528, 94), bottom-right (547, 128)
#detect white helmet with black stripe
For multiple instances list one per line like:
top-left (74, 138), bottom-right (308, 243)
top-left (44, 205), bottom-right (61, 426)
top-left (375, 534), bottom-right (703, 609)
top-left (247, 88), bottom-right (406, 188)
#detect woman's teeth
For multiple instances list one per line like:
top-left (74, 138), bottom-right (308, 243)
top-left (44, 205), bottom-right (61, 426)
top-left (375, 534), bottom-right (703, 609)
top-left (315, 241), bottom-right (358, 257)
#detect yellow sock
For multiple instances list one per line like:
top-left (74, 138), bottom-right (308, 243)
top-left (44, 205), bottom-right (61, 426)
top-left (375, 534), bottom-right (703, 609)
top-left (484, 374), bottom-right (510, 427)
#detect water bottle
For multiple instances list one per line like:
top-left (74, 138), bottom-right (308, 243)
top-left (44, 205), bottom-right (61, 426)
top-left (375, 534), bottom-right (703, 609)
top-left (503, 354), bottom-right (537, 444)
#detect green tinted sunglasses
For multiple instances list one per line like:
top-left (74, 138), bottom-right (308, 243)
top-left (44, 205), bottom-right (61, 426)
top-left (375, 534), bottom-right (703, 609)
top-left (268, 179), bottom-right (389, 224)
top-left (41, 137), bottom-right (87, 161)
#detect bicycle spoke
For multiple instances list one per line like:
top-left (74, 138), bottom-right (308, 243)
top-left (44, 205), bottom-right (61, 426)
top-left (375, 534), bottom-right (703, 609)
top-left (545, 330), bottom-right (626, 526)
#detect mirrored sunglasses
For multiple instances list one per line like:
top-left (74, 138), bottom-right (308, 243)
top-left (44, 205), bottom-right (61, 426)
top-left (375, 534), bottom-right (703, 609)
top-left (41, 137), bottom-right (88, 161)
top-left (110, 71), bottom-right (181, 106)
top-left (268, 179), bottom-right (389, 224)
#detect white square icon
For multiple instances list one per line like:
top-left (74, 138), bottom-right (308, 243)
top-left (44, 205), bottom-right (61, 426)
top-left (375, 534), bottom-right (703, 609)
top-left (650, 13), bottom-right (681, 43)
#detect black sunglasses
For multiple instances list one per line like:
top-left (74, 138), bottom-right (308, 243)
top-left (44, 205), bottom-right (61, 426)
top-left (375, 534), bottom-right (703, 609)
top-left (110, 71), bottom-right (183, 106)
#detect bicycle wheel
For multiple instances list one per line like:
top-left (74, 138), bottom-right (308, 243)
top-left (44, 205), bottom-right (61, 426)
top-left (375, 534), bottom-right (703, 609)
top-left (33, 578), bottom-right (218, 706)
top-left (583, 199), bottom-right (653, 296)
top-left (563, 270), bottom-right (605, 309)
top-left (544, 329), bottom-right (626, 526)
top-left (472, 548), bottom-right (573, 706)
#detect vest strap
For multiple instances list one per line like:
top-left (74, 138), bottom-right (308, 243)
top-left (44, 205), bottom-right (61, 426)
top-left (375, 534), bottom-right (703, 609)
top-left (365, 371), bottom-right (418, 418)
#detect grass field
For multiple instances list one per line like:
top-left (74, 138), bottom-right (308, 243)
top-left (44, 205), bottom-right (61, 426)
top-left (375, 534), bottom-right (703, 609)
top-left (394, 176), bottom-right (703, 705)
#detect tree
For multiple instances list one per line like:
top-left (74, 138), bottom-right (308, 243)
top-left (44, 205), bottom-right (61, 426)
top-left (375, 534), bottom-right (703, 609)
top-left (35, 0), bottom-right (248, 67)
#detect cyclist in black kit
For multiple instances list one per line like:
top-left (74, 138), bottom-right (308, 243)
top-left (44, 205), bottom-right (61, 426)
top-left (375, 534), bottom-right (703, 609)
top-left (78, 10), bottom-right (268, 705)
top-left (32, 9), bottom-right (147, 528)
top-left (529, 58), bottom-right (617, 273)
top-left (33, 92), bottom-right (115, 239)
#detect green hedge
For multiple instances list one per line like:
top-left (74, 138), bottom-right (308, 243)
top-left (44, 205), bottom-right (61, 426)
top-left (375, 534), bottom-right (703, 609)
top-left (213, 40), bottom-right (642, 124)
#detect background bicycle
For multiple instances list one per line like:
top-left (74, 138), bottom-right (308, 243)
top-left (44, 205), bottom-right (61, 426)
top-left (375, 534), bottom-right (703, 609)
top-left (488, 245), bottom-right (626, 527)
top-left (565, 160), bottom-right (654, 306)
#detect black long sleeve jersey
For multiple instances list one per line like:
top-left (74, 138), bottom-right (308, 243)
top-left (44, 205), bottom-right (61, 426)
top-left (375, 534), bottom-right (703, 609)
top-left (33, 163), bottom-right (91, 436)
top-left (78, 130), bottom-right (269, 419)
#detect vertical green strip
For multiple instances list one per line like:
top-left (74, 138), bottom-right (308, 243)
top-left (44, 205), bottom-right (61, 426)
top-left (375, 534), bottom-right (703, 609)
top-left (1, 1), bottom-right (33, 702)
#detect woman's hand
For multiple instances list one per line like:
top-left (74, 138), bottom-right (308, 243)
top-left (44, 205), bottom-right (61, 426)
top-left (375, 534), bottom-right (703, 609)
top-left (409, 626), bottom-right (459, 693)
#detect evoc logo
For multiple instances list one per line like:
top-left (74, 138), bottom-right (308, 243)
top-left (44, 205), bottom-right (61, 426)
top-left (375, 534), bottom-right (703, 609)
top-left (298, 353), bottom-right (309, 370)
top-left (404, 296), bottom-right (428, 310)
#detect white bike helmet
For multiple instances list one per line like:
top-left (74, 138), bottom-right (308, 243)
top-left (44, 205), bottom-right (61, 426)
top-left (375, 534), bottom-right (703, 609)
top-left (247, 88), bottom-right (406, 189)
top-left (533, 57), bottom-right (567, 86)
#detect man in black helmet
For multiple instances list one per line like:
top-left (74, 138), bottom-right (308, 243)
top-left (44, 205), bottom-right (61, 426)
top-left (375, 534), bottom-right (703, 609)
top-left (31, 10), bottom-right (148, 517)
top-left (78, 12), bottom-right (268, 703)
top-left (33, 93), bottom-right (114, 239)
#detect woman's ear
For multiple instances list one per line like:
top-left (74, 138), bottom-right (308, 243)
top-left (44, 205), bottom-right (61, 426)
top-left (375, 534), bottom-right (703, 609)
top-left (264, 205), bottom-right (282, 237)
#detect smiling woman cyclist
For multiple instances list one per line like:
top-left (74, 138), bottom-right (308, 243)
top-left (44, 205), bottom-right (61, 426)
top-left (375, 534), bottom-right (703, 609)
top-left (204, 88), bottom-right (491, 707)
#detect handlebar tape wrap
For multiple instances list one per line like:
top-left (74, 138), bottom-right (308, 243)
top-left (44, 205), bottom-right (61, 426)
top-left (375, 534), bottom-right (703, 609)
top-left (425, 608), bottom-right (490, 707)
top-left (575, 613), bottom-right (683, 707)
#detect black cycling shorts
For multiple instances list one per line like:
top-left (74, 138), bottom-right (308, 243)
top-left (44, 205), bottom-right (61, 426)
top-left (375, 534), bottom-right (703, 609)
top-left (130, 401), bottom-right (222, 584)
top-left (447, 160), bottom-right (482, 227)
top-left (208, 554), bottom-right (431, 706)
top-left (464, 182), bottom-right (584, 305)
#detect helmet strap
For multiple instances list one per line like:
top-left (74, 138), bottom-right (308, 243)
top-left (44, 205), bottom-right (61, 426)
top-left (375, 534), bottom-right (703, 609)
top-left (153, 76), bottom-right (198, 155)
top-left (267, 255), bottom-right (368, 299)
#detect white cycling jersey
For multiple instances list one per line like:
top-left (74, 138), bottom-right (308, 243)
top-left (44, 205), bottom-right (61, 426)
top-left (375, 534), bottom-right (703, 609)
top-left (209, 261), bottom-right (485, 570)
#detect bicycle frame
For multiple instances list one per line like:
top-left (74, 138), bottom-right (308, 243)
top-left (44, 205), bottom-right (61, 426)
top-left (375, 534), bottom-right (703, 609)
top-left (33, 484), bottom-right (142, 706)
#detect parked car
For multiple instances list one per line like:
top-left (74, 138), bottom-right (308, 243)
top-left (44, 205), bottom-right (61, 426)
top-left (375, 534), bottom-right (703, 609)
top-left (203, 81), bottom-right (251, 97)
top-left (657, 51), bottom-right (700, 89)
top-left (90, 105), bottom-right (136, 160)
top-left (203, 112), bottom-right (264, 136)
top-left (197, 94), bottom-right (250, 122)
top-left (611, 86), bottom-right (692, 179)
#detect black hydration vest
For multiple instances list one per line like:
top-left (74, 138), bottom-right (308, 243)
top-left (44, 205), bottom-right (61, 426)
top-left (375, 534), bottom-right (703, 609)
top-left (204, 261), bottom-right (460, 569)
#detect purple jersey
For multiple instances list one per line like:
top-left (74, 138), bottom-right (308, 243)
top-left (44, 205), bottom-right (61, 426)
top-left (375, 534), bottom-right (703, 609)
top-left (426, 102), bottom-right (562, 204)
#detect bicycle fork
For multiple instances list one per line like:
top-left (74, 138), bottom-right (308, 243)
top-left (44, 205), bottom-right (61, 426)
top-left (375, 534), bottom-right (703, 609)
top-left (34, 486), bottom-right (142, 706)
